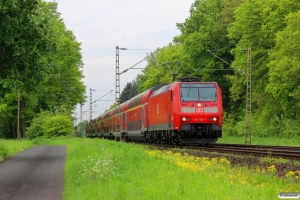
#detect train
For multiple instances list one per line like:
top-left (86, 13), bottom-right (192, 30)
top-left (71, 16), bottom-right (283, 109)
top-left (86, 78), bottom-right (223, 145)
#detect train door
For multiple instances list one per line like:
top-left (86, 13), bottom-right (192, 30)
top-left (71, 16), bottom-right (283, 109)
top-left (124, 112), bottom-right (127, 131)
top-left (168, 91), bottom-right (173, 124)
top-left (142, 105), bottom-right (145, 130)
top-left (110, 118), bottom-right (113, 133)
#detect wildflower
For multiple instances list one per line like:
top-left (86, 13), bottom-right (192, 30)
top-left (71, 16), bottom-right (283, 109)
top-left (255, 166), bottom-right (265, 174)
top-left (251, 178), bottom-right (257, 183)
top-left (220, 158), bottom-right (230, 164)
top-left (211, 158), bottom-right (217, 164)
top-left (267, 165), bottom-right (276, 173)
top-left (165, 150), bottom-right (173, 155)
top-left (285, 171), bottom-right (295, 177)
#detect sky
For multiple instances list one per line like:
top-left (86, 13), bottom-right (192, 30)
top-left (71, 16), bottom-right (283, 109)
top-left (46, 0), bottom-right (195, 123)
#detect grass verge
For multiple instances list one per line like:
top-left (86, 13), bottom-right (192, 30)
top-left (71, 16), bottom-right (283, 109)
top-left (35, 138), bottom-right (299, 200)
top-left (0, 139), bottom-right (34, 162)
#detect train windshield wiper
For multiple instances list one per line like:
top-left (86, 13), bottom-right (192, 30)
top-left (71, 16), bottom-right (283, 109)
top-left (181, 91), bottom-right (184, 102)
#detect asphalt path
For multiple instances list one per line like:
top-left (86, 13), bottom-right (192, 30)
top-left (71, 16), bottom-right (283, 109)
top-left (0, 146), bottom-right (66, 200)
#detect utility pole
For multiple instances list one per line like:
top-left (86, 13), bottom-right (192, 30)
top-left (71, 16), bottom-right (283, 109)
top-left (116, 46), bottom-right (120, 104)
top-left (89, 88), bottom-right (94, 121)
top-left (74, 112), bottom-right (77, 130)
top-left (207, 49), bottom-right (252, 144)
top-left (245, 48), bottom-right (252, 145)
top-left (80, 104), bottom-right (82, 123)
top-left (17, 90), bottom-right (20, 139)
top-left (80, 104), bottom-right (83, 137)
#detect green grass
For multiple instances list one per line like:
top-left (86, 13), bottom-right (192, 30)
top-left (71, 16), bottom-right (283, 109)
top-left (218, 136), bottom-right (300, 146)
top-left (35, 138), bottom-right (299, 200)
top-left (0, 139), bottom-right (34, 161)
top-left (1, 137), bottom-right (299, 199)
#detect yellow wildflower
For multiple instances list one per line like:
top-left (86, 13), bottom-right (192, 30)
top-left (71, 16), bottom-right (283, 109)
top-left (285, 171), bottom-right (295, 177)
top-left (267, 165), bottom-right (276, 173)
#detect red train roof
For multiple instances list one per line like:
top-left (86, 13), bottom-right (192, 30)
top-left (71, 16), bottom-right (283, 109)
top-left (128, 83), bottom-right (168, 109)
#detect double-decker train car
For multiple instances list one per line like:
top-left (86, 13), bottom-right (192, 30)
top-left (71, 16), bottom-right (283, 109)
top-left (86, 79), bottom-right (223, 145)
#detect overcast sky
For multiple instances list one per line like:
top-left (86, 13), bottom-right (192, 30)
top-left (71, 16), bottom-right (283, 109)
top-left (46, 0), bottom-right (195, 123)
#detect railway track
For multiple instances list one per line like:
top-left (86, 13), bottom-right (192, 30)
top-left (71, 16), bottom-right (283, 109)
top-left (212, 143), bottom-right (300, 152)
top-left (146, 142), bottom-right (300, 160)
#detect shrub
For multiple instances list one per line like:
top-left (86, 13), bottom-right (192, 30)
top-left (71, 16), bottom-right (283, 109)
top-left (42, 114), bottom-right (74, 138)
top-left (26, 111), bottom-right (53, 139)
top-left (27, 111), bottom-right (74, 139)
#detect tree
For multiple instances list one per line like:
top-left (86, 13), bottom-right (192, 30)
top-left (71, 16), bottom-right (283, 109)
top-left (267, 11), bottom-right (300, 119)
top-left (136, 44), bottom-right (185, 93)
top-left (174, 0), bottom-right (243, 113)
top-left (227, 0), bottom-right (300, 121)
top-left (0, 1), bottom-right (85, 138)
top-left (120, 80), bottom-right (138, 103)
top-left (75, 120), bottom-right (88, 137)
top-left (33, 1), bottom-right (85, 112)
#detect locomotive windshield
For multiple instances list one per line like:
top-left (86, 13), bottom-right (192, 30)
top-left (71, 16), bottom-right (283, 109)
top-left (180, 83), bottom-right (217, 101)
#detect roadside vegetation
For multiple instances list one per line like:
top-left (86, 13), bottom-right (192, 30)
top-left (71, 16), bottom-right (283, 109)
top-left (33, 138), bottom-right (299, 200)
top-left (0, 139), bottom-right (33, 162)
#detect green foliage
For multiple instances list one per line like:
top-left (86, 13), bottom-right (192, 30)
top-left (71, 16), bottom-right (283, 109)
top-left (0, 139), bottom-right (33, 162)
top-left (75, 120), bottom-right (88, 137)
top-left (222, 112), bottom-right (239, 136)
top-left (0, 143), bottom-right (8, 162)
top-left (34, 138), bottom-right (299, 199)
top-left (26, 111), bottom-right (53, 139)
top-left (0, 0), bottom-right (50, 90)
top-left (133, 0), bottom-right (300, 137)
top-left (223, 111), bottom-right (300, 138)
top-left (227, 0), bottom-right (300, 117)
top-left (136, 44), bottom-right (188, 93)
top-left (104, 102), bottom-right (118, 113)
top-left (120, 80), bottom-right (138, 103)
top-left (42, 115), bottom-right (74, 138)
top-left (0, 0), bottom-right (85, 138)
top-left (27, 110), bottom-right (74, 139)
top-left (267, 11), bottom-right (300, 118)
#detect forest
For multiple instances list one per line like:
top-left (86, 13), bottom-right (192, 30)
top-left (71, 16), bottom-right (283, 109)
top-left (123, 0), bottom-right (300, 137)
top-left (0, 0), bottom-right (85, 138)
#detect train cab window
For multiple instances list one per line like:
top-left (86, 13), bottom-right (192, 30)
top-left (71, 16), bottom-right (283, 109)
top-left (199, 87), bottom-right (216, 101)
top-left (180, 83), bottom-right (217, 102)
top-left (181, 88), bottom-right (199, 101)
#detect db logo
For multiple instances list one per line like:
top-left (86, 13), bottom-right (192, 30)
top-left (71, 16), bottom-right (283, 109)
top-left (196, 108), bottom-right (203, 112)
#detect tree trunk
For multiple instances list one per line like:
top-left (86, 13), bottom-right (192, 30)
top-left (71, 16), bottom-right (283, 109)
top-left (20, 99), bottom-right (27, 138)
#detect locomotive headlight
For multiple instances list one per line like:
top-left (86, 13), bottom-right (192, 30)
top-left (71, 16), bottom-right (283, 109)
top-left (182, 117), bottom-right (190, 121)
top-left (210, 117), bottom-right (217, 121)
top-left (197, 103), bottom-right (201, 107)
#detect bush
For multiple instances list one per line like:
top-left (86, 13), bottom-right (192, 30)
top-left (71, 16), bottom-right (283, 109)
top-left (222, 112), bottom-right (241, 136)
top-left (27, 111), bottom-right (74, 139)
top-left (42, 115), bottom-right (74, 138)
top-left (26, 111), bottom-right (53, 139)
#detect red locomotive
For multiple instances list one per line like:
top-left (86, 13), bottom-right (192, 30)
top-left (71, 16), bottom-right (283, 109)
top-left (86, 78), bottom-right (223, 145)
